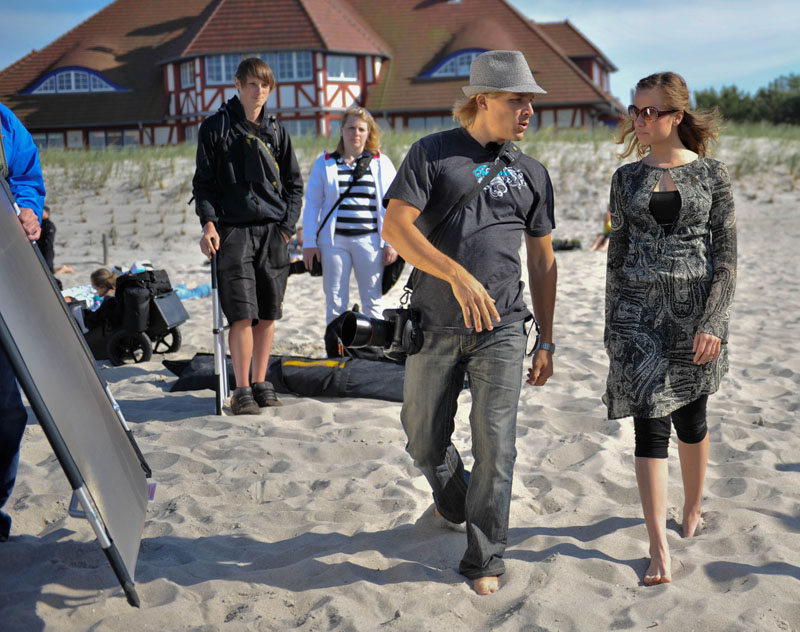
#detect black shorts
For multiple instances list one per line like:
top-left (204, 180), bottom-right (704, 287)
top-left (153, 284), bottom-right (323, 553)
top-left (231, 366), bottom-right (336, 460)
top-left (216, 223), bottom-right (290, 323)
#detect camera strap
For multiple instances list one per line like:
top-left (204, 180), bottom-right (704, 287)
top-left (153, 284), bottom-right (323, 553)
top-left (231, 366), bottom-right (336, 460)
top-left (401, 140), bottom-right (521, 300)
top-left (316, 153), bottom-right (374, 242)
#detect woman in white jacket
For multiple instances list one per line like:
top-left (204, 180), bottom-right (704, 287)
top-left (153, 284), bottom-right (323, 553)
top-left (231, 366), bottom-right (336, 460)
top-left (302, 106), bottom-right (398, 323)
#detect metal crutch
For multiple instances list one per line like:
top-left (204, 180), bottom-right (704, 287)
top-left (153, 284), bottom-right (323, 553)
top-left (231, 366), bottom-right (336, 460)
top-left (211, 253), bottom-right (230, 414)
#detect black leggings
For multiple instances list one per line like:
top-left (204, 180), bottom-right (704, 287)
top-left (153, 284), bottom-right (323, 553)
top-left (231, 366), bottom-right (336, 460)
top-left (633, 396), bottom-right (708, 459)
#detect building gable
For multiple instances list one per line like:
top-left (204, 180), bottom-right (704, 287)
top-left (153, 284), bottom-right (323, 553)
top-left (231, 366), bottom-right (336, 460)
top-left (181, 0), bottom-right (391, 58)
top-left (345, 0), bottom-right (620, 115)
top-left (0, 0), bottom-right (218, 130)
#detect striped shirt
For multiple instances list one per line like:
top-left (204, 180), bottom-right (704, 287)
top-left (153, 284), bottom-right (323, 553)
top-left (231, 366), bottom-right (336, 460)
top-left (334, 154), bottom-right (378, 236)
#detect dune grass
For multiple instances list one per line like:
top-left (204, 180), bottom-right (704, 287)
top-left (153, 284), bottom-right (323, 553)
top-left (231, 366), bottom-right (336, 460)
top-left (37, 120), bottom-right (800, 191)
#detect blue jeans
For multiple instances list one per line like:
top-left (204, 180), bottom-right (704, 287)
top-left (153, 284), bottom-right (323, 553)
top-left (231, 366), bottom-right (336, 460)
top-left (0, 347), bottom-right (27, 540)
top-left (401, 322), bottom-right (525, 579)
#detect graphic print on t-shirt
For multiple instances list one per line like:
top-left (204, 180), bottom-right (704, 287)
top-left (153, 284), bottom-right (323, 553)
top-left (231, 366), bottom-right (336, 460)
top-left (473, 164), bottom-right (528, 199)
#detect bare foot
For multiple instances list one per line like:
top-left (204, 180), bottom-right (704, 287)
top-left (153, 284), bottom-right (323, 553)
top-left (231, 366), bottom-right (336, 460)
top-left (474, 576), bottom-right (499, 595)
top-left (643, 547), bottom-right (672, 586)
top-left (432, 507), bottom-right (465, 533)
top-left (682, 507), bottom-right (703, 538)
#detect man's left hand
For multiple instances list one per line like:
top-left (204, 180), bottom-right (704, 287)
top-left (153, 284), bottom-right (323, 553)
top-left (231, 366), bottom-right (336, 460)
top-left (526, 349), bottom-right (553, 386)
top-left (281, 231), bottom-right (291, 244)
top-left (18, 207), bottom-right (41, 241)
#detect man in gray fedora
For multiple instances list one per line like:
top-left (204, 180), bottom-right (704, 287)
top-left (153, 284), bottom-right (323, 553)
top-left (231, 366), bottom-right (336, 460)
top-left (383, 50), bottom-right (557, 594)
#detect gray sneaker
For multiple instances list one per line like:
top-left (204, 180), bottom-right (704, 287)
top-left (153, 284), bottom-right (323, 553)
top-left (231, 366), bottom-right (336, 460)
top-left (230, 386), bottom-right (260, 415)
top-left (252, 381), bottom-right (281, 407)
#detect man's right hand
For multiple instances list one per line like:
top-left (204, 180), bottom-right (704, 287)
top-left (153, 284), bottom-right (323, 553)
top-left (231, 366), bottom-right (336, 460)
top-left (303, 247), bottom-right (320, 271)
top-left (200, 222), bottom-right (220, 259)
top-left (450, 267), bottom-right (500, 333)
top-left (18, 207), bottom-right (41, 241)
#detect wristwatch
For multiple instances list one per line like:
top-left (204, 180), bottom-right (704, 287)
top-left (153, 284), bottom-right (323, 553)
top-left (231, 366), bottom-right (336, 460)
top-left (535, 341), bottom-right (556, 354)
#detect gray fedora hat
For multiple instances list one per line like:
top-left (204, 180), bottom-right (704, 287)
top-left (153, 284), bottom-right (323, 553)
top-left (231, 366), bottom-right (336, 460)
top-left (462, 50), bottom-right (547, 97)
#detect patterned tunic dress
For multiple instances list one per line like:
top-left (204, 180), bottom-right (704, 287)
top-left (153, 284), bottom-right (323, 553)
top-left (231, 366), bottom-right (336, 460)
top-left (604, 157), bottom-right (737, 419)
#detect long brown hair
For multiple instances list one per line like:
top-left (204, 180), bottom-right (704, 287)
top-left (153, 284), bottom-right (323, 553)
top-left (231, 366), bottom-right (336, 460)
top-left (336, 106), bottom-right (382, 155)
top-left (617, 72), bottom-right (720, 158)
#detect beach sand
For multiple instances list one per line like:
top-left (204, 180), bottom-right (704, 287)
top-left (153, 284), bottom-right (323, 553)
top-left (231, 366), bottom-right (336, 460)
top-left (1, 138), bottom-right (799, 631)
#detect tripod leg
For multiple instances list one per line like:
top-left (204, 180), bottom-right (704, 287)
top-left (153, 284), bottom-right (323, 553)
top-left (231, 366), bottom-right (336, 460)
top-left (211, 254), bottom-right (227, 415)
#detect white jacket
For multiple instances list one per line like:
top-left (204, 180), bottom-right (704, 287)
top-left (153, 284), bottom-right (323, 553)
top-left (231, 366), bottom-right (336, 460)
top-left (302, 151), bottom-right (397, 248)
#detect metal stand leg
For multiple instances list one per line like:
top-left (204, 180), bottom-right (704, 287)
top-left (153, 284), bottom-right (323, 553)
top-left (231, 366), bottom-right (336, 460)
top-left (74, 487), bottom-right (140, 607)
top-left (211, 255), bottom-right (229, 415)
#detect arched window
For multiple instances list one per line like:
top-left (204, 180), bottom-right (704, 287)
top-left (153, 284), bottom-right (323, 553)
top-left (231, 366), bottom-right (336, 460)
top-left (423, 49), bottom-right (486, 78)
top-left (24, 68), bottom-right (121, 94)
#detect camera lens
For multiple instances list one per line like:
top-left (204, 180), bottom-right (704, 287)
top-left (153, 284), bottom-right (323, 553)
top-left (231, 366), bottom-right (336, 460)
top-left (341, 311), bottom-right (394, 348)
top-left (288, 260), bottom-right (306, 276)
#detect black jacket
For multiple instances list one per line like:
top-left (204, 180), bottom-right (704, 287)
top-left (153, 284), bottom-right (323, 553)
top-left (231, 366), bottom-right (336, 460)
top-left (193, 96), bottom-right (303, 235)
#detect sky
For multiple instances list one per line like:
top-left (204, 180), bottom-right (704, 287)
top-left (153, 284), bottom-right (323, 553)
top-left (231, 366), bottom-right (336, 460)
top-left (0, 0), bottom-right (798, 103)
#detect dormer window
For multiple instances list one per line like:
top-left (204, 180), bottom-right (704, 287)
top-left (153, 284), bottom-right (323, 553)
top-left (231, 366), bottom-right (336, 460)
top-left (423, 49), bottom-right (486, 78)
top-left (25, 68), bottom-right (120, 94)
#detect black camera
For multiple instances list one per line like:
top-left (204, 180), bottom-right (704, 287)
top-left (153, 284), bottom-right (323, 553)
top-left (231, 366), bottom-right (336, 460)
top-left (288, 257), bottom-right (322, 277)
top-left (340, 308), bottom-right (423, 361)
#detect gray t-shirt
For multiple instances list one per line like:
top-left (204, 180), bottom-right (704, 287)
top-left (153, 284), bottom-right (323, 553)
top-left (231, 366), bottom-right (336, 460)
top-left (385, 127), bottom-right (555, 334)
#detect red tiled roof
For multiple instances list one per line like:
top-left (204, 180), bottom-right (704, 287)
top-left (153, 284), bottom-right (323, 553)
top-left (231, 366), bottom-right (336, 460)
top-left (299, 0), bottom-right (391, 56)
top-left (0, 0), bottom-right (218, 128)
top-left (538, 20), bottom-right (617, 71)
top-left (345, 0), bottom-right (622, 114)
top-left (0, 0), bottom-right (624, 130)
top-left (181, 0), bottom-right (390, 57)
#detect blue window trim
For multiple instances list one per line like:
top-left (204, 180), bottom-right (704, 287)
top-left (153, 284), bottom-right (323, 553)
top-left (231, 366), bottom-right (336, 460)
top-left (21, 66), bottom-right (126, 94)
top-left (420, 48), bottom-right (487, 78)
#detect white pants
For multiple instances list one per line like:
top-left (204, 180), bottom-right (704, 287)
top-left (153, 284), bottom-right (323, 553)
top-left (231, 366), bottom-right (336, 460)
top-left (320, 232), bottom-right (383, 324)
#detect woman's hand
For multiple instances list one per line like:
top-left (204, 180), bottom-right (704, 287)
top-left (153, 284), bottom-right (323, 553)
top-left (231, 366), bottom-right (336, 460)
top-left (303, 247), bottom-right (320, 271)
top-left (693, 332), bottom-right (721, 364)
top-left (383, 245), bottom-right (398, 265)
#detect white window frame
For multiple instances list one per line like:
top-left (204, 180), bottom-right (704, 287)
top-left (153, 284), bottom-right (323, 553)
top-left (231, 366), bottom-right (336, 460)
top-left (180, 61), bottom-right (195, 89)
top-left (32, 69), bottom-right (116, 94)
top-left (430, 51), bottom-right (483, 78)
top-left (326, 55), bottom-right (358, 82)
top-left (261, 51), bottom-right (313, 82)
top-left (90, 74), bottom-right (114, 92)
top-left (34, 76), bottom-right (56, 94)
top-left (207, 51), bottom-right (314, 85)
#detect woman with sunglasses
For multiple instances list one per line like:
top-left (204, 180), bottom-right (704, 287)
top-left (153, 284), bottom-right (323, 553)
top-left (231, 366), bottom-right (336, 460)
top-left (603, 72), bottom-right (737, 585)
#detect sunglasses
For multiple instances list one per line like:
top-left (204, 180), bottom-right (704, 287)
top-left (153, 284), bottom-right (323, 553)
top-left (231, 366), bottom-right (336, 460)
top-left (627, 105), bottom-right (679, 122)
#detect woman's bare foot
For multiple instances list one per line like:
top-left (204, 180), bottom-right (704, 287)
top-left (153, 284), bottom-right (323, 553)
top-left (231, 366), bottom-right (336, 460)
top-left (643, 545), bottom-right (672, 586)
top-left (682, 506), bottom-right (703, 538)
top-left (474, 576), bottom-right (499, 595)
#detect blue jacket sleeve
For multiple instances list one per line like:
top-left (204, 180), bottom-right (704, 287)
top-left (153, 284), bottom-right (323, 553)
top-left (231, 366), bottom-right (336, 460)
top-left (1, 104), bottom-right (45, 221)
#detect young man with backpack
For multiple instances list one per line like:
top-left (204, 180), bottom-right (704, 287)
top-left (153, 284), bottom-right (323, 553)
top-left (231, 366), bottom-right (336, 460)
top-left (382, 51), bottom-right (558, 594)
top-left (1, 102), bottom-right (46, 541)
top-left (193, 58), bottom-right (304, 414)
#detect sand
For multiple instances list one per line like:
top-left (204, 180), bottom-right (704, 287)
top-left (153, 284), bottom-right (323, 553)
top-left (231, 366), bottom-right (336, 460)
top-left (1, 137), bottom-right (799, 631)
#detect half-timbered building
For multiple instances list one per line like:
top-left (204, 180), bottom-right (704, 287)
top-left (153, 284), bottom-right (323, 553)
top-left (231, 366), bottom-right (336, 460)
top-left (0, 0), bottom-right (624, 149)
